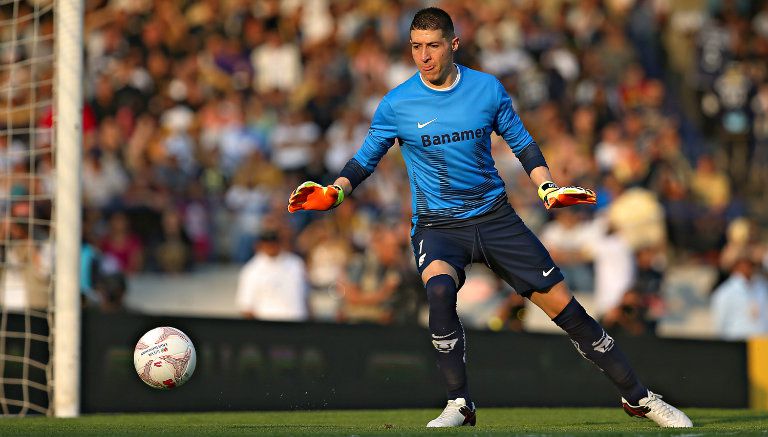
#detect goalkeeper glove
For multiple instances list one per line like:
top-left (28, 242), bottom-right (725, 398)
top-left (287, 181), bottom-right (345, 213)
top-left (538, 181), bottom-right (596, 210)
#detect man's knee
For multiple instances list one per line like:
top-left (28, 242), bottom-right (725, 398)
top-left (426, 274), bottom-right (457, 305)
top-left (527, 280), bottom-right (573, 319)
top-left (425, 274), bottom-right (462, 344)
top-left (422, 260), bottom-right (460, 287)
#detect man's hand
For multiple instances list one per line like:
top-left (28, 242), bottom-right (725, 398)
top-left (538, 181), bottom-right (596, 210)
top-left (287, 181), bottom-right (345, 213)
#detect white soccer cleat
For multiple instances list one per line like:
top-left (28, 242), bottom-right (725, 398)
top-left (426, 398), bottom-right (477, 427)
top-left (622, 390), bottom-right (693, 428)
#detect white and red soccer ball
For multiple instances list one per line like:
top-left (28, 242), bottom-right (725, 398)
top-left (133, 326), bottom-right (196, 390)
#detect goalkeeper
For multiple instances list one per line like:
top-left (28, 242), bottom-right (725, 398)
top-left (289, 7), bottom-right (691, 430)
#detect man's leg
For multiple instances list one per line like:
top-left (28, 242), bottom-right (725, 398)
top-left (529, 281), bottom-right (692, 428)
top-left (528, 281), bottom-right (648, 403)
top-left (421, 260), bottom-right (476, 427)
top-left (421, 261), bottom-right (470, 403)
top-left (474, 212), bottom-right (690, 427)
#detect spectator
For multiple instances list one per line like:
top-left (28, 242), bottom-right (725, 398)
top-left (99, 211), bottom-right (144, 274)
top-left (603, 245), bottom-right (666, 336)
top-left (632, 245), bottom-right (666, 326)
top-left (336, 226), bottom-right (420, 325)
top-left (691, 154), bottom-right (731, 212)
top-left (81, 147), bottom-right (129, 210)
top-left (80, 233), bottom-right (102, 306)
top-left (269, 109), bottom-right (321, 177)
top-left (594, 224), bottom-right (635, 319)
top-left (566, 0), bottom-right (604, 49)
top-left (457, 266), bottom-right (506, 329)
top-left (225, 151), bottom-right (282, 262)
top-left (712, 63), bottom-right (753, 185)
top-left (607, 185), bottom-right (666, 251)
top-left (711, 256), bottom-right (768, 340)
top-left (490, 291), bottom-right (527, 333)
top-left (597, 25), bottom-right (639, 87)
top-left (296, 217), bottom-right (352, 301)
top-left (250, 28), bottom-right (302, 94)
top-left (540, 209), bottom-right (598, 292)
top-left (151, 208), bottom-right (193, 273)
top-left (602, 289), bottom-right (653, 336)
top-left (93, 269), bottom-right (128, 313)
top-left (0, 207), bottom-right (52, 311)
top-left (236, 228), bottom-right (309, 322)
top-left (324, 107), bottom-right (369, 174)
top-left (751, 82), bottom-right (768, 181)
top-left (594, 122), bottom-right (623, 172)
top-left (199, 92), bottom-right (261, 178)
top-left (720, 218), bottom-right (766, 273)
top-left (182, 182), bottom-right (214, 264)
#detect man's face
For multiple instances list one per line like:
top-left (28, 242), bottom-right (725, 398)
top-left (410, 29), bottom-right (458, 86)
top-left (259, 240), bottom-right (281, 257)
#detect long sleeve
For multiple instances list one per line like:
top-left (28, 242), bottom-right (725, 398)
top-left (710, 285), bottom-right (729, 335)
top-left (349, 97), bottom-right (398, 174)
top-left (236, 261), bottom-right (257, 313)
top-left (493, 80), bottom-right (534, 155)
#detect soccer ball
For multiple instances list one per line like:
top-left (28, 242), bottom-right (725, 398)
top-left (133, 326), bottom-right (196, 389)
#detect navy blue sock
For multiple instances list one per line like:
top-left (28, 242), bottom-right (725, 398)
top-left (553, 297), bottom-right (648, 404)
top-left (426, 274), bottom-right (471, 405)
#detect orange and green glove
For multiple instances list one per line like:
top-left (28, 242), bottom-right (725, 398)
top-left (287, 181), bottom-right (345, 213)
top-left (538, 181), bottom-right (596, 210)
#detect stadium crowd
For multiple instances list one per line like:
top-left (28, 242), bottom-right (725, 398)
top-left (2, 0), bottom-right (768, 339)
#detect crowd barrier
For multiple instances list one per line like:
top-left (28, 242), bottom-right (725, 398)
top-left (82, 310), bottom-right (748, 412)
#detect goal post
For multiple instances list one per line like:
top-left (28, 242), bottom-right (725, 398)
top-left (0, 0), bottom-right (84, 417)
top-left (53, 0), bottom-right (83, 418)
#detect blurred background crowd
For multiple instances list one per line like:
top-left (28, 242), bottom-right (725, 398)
top-left (2, 0), bottom-right (768, 340)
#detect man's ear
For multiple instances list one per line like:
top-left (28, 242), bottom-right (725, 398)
top-left (451, 36), bottom-right (459, 52)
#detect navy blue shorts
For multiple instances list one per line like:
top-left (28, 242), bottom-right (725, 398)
top-left (410, 207), bottom-right (564, 295)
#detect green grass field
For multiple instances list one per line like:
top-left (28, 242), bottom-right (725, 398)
top-left (1, 408), bottom-right (766, 437)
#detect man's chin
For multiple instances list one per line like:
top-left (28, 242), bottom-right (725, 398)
top-left (422, 71), bottom-right (439, 83)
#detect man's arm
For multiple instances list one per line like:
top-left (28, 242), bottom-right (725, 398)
top-left (529, 166), bottom-right (555, 188)
top-left (528, 162), bottom-right (595, 209)
top-left (288, 99), bottom-right (397, 213)
top-left (492, 80), bottom-right (596, 210)
top-left (333, 176), bottom-right (353, 197)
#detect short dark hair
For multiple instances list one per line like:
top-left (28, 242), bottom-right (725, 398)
top-left (259, 229), bottom-right (279, 242)
top-left (410, 7), bottom-right (454, 39)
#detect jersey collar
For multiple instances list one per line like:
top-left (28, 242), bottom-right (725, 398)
top-left (419, 64), bottom-right (461, 92)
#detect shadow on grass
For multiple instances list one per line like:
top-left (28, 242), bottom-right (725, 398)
top-left (226, 424), bottom-right (359, 430)
top-left (692, 412), bottom-right (768, 427)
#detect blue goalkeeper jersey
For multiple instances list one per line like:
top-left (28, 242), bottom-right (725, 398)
top-left (350, 64), bottom-right (535, 228)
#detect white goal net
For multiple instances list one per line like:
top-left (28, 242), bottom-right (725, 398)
top-left (0, 0), bottom-right (81, 417)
